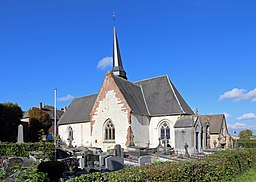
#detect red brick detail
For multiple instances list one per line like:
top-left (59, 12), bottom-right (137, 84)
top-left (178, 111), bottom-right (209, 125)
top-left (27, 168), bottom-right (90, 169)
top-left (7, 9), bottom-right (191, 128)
top-left (126, 125), bottom-right (133, 146)
top-left (90, 72), bottom-right (131, 135)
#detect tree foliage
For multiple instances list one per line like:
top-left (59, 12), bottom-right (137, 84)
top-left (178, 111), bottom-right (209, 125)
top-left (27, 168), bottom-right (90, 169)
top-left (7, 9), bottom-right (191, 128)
top-left (0, 102), bottom-right (23, 142)
top-left (28, 108), bottom-right (51, 142)
top-left (239, 129), bottom-right (253, 140)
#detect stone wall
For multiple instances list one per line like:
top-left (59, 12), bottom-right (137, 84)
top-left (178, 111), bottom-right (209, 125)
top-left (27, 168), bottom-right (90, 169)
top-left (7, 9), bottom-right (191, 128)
top-left (131, 114), bottom-right (150, 147)
top-left (175, 127), bottom-right (194, 154)
top-left (58, 122), bottom-right (90, 147)
top-left (149, 115), bottom-right (179, 148)
top-left (90, 73), bottom-right (131, 151)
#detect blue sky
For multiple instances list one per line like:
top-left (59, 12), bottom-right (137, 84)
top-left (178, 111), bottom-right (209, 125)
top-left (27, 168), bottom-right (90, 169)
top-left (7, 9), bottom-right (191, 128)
top-left (0, 1), bottom-right (255, 134)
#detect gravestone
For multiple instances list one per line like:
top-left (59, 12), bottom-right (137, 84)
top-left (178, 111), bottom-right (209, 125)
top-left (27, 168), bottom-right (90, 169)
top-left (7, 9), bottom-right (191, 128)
top-left (138, 156), bottom-right (151, 166)
top-left (184, 143), bottom-right (190, 158)
top-left (127, 147), bottom-right (140, 160)
top-left (7, 157), bottom-right (24, 172)
top-left (99, 155), bottom-right (112, 167)
top-left (77, 156), bottom-right (85, 169)
top-left (85, 154), bottom-right (99, 168)
top-left (157, 137), bottom-right (164, 152)
top-left (114, 144), bottom-right (121, 157)
top-left (105, 156), bottom-right (124, 171)
top-left (17, 124), bottom-right (24, 143)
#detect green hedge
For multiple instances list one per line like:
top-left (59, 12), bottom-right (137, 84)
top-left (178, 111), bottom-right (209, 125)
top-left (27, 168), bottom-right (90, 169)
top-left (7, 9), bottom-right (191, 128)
top-left (69, 149), bottom-right (255, 182)
top-left (0, 142), bottom-right (54, 157)
top-left (238, 140), bottom-right (256, 148)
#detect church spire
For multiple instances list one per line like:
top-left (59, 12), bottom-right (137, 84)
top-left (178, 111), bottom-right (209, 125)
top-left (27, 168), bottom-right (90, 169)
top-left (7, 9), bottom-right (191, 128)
top-left (111, 13), bottom-right (127, 80)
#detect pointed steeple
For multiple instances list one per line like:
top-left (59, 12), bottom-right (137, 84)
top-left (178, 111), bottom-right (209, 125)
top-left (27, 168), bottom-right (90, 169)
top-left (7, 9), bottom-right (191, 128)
top-left (111, 15), bottom-right (127, 80)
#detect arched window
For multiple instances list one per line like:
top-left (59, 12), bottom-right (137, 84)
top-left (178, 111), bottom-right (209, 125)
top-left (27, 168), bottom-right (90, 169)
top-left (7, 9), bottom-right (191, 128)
top-left (160, 121), bottom-right (170, 140)
top-left (104, 120), bottom-right (115, 141)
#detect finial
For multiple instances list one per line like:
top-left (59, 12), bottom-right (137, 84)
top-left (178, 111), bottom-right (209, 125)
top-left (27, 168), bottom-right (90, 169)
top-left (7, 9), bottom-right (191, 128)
top-left (196, 108), bottom-right (198, 116)
top-left (113, 12), bottom-right (116, 26)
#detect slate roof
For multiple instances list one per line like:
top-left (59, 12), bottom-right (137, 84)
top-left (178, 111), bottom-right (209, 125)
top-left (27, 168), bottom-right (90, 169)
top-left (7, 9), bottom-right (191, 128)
top-left (112, 74), bottom-right (149, 115)
top-left (174, 116), bottom-right (196, 128)
top-left (22, 108), bottom-right (64, 120)
top-left (59, 74), bottom-right (194, 125)
top-left (135, 75), bottom-right (194, 116)
top-left (58, 94), bottom-right (98, 125)
top-left (43, 108), bottom-right (64, 120)
top-left (198, 114), bottom-right (225, 134)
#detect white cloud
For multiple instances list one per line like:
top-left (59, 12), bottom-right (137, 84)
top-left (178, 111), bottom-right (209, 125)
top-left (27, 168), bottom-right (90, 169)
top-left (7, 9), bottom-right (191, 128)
top-left (243, 88), bottom-right (256, 101)
top-left (228, 122), bottom-right (248, 130)
top-left (97, 57), bottom-right (113, 70)
top-left (218, 88), bottom-right (246, 101)
top-left (224, 113), bottom-right (232, 118)
top-left (237, 113), bottom-right (256, 121)
top-left (219, 88), bottom-right (256, 102)
top-left (58, 94), bottom-right (75, 102)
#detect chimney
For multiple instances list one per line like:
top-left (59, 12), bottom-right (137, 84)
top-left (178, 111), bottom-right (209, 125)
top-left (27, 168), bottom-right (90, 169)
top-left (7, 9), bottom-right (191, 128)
top-left (39, 102), bottom-right (43, 110)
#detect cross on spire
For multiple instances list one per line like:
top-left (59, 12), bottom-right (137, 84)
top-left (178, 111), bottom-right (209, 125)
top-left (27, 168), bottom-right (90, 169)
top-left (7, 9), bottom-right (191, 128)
top-left (113, 12), bottom-right (116, 26)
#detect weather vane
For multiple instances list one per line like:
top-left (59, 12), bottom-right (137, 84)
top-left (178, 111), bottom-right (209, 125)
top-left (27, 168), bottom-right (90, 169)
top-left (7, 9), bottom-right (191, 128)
top-left (113, 12), bottom-right (116, 26)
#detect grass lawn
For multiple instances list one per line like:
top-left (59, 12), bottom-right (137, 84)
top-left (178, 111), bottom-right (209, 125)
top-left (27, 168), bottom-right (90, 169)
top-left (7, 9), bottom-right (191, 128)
top-left (233, 168), bottom-right (256, 182)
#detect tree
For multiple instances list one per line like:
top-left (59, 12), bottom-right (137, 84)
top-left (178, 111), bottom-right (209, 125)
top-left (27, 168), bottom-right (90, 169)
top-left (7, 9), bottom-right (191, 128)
top-left (0, 102), bottom-right (23, 142)
top-left (239, 129), bottom-right (253, 140)
top-left (28, 108), bottom-right (51, 142)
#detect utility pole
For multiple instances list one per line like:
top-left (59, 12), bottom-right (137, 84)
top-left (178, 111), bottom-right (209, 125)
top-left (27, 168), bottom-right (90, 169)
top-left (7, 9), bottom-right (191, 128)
top-left (54, 88), bottom-right (57, 160)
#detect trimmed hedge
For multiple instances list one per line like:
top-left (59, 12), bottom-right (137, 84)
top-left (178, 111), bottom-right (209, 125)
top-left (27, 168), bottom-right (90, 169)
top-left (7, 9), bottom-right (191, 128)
top-left (0, 142), bottom-right (54, 157)
top-left (68, 149), bottom-right (255, 182)
top-left (238, 140), bottom-right (256, 148)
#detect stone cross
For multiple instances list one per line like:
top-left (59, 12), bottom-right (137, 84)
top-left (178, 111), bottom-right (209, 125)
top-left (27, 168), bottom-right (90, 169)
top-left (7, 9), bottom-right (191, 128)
top-left (184, 143), bottom-right (190, 157)
top-left (17, 124), bottom-right (24, 143)
top-left (163, 137), bottom-right (168, 155)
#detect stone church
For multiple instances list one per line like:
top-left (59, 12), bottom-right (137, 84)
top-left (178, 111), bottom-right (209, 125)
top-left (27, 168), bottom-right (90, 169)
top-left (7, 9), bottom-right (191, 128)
top-left (58, 25), bottom-right (231, 153)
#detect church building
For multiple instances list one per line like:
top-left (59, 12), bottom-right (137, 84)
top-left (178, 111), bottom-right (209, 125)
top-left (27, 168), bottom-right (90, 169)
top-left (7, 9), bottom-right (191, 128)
top-left (58, 24), bottom-right (231, 153)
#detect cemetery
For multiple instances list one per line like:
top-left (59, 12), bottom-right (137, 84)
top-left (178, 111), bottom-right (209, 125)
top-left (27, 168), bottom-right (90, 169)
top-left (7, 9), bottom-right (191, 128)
top-left (1, 133), bottom-right (256, 182)
top-left (0, 115), bottom-right (255, 181)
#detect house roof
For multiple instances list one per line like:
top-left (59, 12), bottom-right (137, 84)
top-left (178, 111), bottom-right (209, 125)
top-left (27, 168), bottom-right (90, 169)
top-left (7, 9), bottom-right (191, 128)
top-left (58, 94), bottom-right (98, 125)
top-left (135, 75), bottom-right (194, 116)
top-left (112, 74), bottom-right (149, 115)
top-left (43, 108), bottom-right (64, 120)
top-left (22, 108), bottom-right (64, 120)
top-left (174, 116), bottom-right (196, 128)
top-left (198, 114), bottom-right (225, 134)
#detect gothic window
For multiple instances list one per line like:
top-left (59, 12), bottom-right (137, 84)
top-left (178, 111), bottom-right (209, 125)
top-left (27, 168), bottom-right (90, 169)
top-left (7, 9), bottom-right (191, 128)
top-left (104, 120), bottom-right (115, 141)
top-left (160, 121), bottom-right (170, 140)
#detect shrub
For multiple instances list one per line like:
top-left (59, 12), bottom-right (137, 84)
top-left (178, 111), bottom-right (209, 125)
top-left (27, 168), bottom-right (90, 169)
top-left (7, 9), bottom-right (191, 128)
top-left (0, 142), bottom-right (54, 158)
top-left (38, 161), bottom-right (66, 182)
top-left (238, 140), bottom-right (256, 148)
top-left (14, 165), bottom-right (50, 182)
